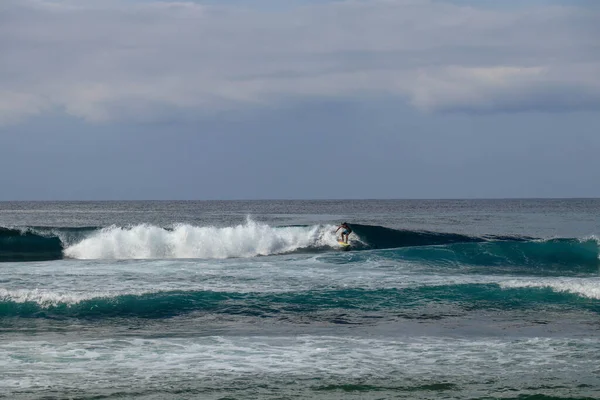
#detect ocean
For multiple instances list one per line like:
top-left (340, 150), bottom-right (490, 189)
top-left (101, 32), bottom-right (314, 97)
top-left (1, 199), bottom-right (599, 399)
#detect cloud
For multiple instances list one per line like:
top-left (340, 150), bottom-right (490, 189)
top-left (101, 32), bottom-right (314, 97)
top-left (0, 0), bottom-right (598, 124)
top-left (0, 91), bottom-right (51, 124)
top-left (412, 64), bottom-right (600, 112)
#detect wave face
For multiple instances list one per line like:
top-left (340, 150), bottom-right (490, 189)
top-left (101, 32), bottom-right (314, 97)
top-left (350, 223), bottom-right (486, 249)
top-left (0, 227), bottom-right (64, 262)
top-left (392, 238), bottom-right (600, 274)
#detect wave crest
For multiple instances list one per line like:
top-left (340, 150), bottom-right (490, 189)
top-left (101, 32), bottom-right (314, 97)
top-left (63, 221), bottom-right (337, 260)
top-left (500, 278), bottom-right (600, 300)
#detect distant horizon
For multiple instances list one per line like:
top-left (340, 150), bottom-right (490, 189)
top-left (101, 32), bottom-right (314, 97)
top-left (1, 197), bottom-right (599, 202)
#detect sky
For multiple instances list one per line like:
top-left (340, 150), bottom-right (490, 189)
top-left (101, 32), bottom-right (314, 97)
top-left (0, 0), bottom-right (599, 200)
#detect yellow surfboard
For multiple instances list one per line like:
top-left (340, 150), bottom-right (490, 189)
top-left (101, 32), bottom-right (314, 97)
top-left (338, 241), bottom-right (351, 250)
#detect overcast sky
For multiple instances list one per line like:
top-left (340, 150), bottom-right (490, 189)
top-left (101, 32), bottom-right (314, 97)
top-left (0, 0), bottom-right (598, 200)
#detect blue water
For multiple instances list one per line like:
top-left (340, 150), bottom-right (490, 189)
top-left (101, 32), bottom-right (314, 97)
top-left (1, 200), bottom-right (599, 399)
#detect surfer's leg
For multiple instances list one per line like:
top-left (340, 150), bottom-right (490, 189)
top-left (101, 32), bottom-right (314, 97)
top-left (343, 230), bottom-right (349, 243)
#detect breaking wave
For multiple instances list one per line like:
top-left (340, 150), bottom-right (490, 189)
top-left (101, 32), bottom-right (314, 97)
top-left (0, 223), bottom-right (598, 269)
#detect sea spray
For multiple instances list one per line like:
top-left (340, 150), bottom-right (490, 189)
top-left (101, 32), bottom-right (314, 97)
top-left (64, 221), bottom-right (339, 259)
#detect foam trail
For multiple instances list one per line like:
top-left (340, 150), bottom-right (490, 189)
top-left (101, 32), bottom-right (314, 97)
top-left (64, 221), bottom-right (339, 260)
top-left (500, 277), bottom-right (600, 300)
top-left (0, 288), bottom-right (125, 307)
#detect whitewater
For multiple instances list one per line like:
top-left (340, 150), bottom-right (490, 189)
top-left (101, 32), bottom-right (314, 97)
top-left (1, 199), bottom-right (599, 399)
top-left (62, 221), bottom-right (341, 259)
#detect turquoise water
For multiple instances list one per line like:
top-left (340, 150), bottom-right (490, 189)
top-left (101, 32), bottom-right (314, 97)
top-left (1, 200), bottom-right (599, 399)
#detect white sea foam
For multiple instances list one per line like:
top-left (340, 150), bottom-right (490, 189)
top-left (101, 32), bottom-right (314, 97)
top-left (0, 288), bottom-right (139, 307)
top-left (63, 221), bottom-right (342, 260)
top-left (1, 335), bottom-right (598, 395)
top-left (500, 277), bottom-right (600, 300)
top-left (581, 235), bottom-right (600, 258)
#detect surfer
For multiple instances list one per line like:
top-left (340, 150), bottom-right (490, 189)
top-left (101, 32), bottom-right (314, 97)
top-left (336, 222), bottom-right (352, 244)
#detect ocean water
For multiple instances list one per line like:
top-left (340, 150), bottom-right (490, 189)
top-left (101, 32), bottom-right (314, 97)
top-left (1, 199), bottom-right (599, 399)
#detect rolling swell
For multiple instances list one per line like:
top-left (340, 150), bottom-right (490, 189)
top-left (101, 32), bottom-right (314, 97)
top-left (2, 284), bottom-right (599, 320)
top-left (392, 238), bottom-right (600, 274)
top-left (345, 225), bottom-right (600, 273)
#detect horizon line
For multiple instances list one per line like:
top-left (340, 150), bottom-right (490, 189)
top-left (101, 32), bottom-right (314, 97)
top-left (1, 197), bottom-right (599, 202)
